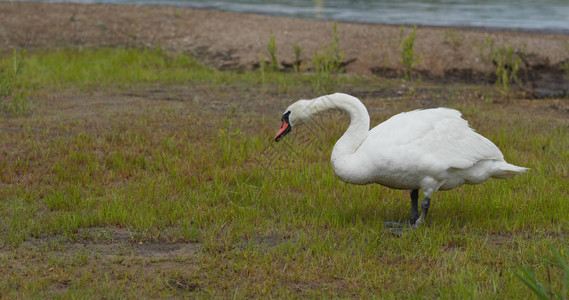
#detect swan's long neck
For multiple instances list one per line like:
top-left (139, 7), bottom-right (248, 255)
top-left (307, 93), bottom-right (370, 162)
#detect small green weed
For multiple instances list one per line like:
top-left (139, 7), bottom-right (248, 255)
top-left (562, 62), bottom-right (569, 80)
top-left (493, 44), bottom-right (524, 98)
top-left (292, 43), bottom-right (304, 73)
top-left (267, 34), bottom-right (279, 71)
top-left (561, 41), bottom-right (569, 80)
top-left (0, 50), bottom-right (29, 115)
top-left (399, 25), bottom-right (422, 82)
top-left (475, 37), bottom-right (525, 98)
top-left (475, 36), bottom-right (496, 64)
top-left (443, 29), bottom-right (465, 50)
top-left (312, 23), bottom-right (344, 93)
top-left (258, 53), bottom-right (267, 87)
top-left (516, 244), bottom-right (569, 299)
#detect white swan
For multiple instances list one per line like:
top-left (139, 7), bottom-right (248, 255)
top-left (274, 93), bottom-right (527, 228)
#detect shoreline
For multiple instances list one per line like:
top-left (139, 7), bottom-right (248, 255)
top-left (16, 1), bottom-right (569, 35)
top-left (1, 1), bottom-right (568, 91)
top-left (197, 8), bottom-right (569, 36)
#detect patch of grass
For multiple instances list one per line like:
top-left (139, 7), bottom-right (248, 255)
top-left (19, 47), bottom-right (214, 89)
top-left (258, 24), bottom-right (352, 93)
top-left (257, 25), bottom-right (360, 93)
top-left (266, 34), bottom-right (279, 71)
top-left (6, 47), bottom-right (342, 94)
top-left (1, 46), bottom-right (568, 298)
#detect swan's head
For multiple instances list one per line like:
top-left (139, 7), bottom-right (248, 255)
top-left (274, 99), bottom-right (312, 142)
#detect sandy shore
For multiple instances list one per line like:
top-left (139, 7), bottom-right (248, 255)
top-left (0, 1), bottom-right (568, 84)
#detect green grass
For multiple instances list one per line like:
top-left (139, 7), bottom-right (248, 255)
top-left (7, 47), bottom-right (364, 95)
top-left (1, 47), bottom-right (568, 298)
top-left (16, 47), bottom-right (232, 88)
top-left (4, 47), bottom-right (272, 89)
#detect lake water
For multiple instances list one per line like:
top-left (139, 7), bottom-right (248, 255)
top-left (20, 0), bottom-right (569, 33)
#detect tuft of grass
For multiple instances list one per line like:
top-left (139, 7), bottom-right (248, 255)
top-left (0, 50), bottom-right (29, 115)
top-left (292, 43), bottom-right (304, 73)
top-left (493, 44), bottom-right (524, 98)
top-left (267, 34), bottom-right (279, 71)
top-left (561, 41), bottom-right (569, 80)
top-left (443, 28), bottom-right (465, 50)
top-left (475, 37), bottom-right (525, 98)
top-left (399, 25), bottom-right (422, 82)
top-left (312, 23), bottom-right (345, 93)
top-left (516, 244), bottom-right (569, 299)
top-left (475, 36), bottom-right (496, 65)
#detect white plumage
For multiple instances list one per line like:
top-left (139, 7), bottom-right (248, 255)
top-left (274, 93), bottom-right (527, 228)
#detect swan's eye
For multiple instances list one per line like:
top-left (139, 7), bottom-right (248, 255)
top-left (282, 111), bottom-right (291, 123)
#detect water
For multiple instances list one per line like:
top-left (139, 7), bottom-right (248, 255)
top-left (20, 0), bottom-right (569, 33)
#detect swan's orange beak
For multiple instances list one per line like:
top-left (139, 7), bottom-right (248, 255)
top-left (275, 112), bottom-right (292, 142)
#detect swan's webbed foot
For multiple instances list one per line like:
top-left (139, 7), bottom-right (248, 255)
top-left (384, 226), bottom-right (410, 236)
top-left (384, 220), bottom-right (413, 236)
top-left (384, 220), bottom-right (413, 228)
top-left (384, 190), bottom-right (431, 236)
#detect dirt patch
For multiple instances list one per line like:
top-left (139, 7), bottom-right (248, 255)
top-left (1, 2), bottom-right (568, 97)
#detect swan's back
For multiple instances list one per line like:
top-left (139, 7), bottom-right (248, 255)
top-left (356, 108), bottom-right (510, 187)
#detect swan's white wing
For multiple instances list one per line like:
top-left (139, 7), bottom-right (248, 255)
top-left (418, 113), bottom-right (504, 170)
top-left (365, 108), bottom-right (503, 173)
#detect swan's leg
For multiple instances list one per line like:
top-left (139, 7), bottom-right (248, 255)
top-left (385, 189), bottom-right (420, 233)
top-left (409, 189), bottom-right (419, 224)
top-left (414, 197), bottom-right (431, 227)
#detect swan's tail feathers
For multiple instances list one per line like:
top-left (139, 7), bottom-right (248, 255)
top-left (492, 162), bottom-right (529, 179)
